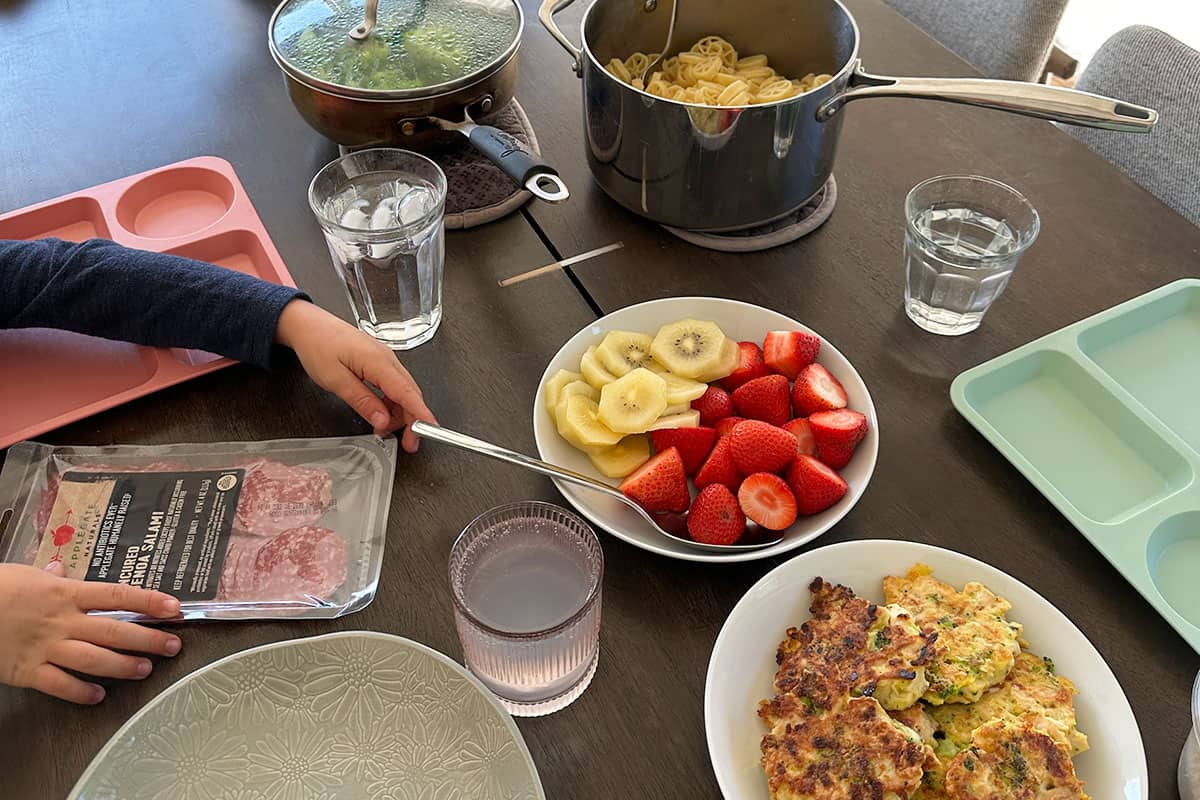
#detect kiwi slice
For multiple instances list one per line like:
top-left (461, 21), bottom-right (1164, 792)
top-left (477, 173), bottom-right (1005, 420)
top-left (588, 435), bottom-right (651, 478)
top-left (598, 368), bottom-right (669, 434)
top-left (553, 381), bottom-right (599, 427)
top-left (646, 410), bottom-right (701, 431)
top-left (596, 331), bottom-right (656, 377)
top-left (693, 337), bottom-right (740, 383)
top-left (661, 373), bottom-right (708, 405)
top-left (580, 345), bottom-right (619, 390)
top-left (557, 394), bottom-right (624, 450)
top-left (544, 369), bottom-right (585, 412)
top-left (650, 319), bottom-right (728, 380)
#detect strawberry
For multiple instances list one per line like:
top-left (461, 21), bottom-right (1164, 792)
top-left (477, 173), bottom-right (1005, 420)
top-left (619, 447), bottom-right (690, 513)
top-left (808, 409), bottom-right (868, 470)
top-left (730, 420), bottom-right (796, 475)
top-left (651, 427), bottom-right (717, 477)
top-left (720, 341), bottom-right (772, 391)
top-left (791, 363), bottom-right (848, 416)
top-left (762, 330), bottom-right (820, 379)
top-left (692, 385), bottom-right (735, 427)
top-left (785, 454), bottom-right (848, 515)
top-left (737, 473), bottom-right (798, 531)
top-left (687, 484), bottom-right (745, 545)
top-left (782, 418), bottom-right (817, 457)
top-left (695, 435), bottom-right (741, 491)
top-left (732, 374), bottom-right (791, 427)
top-left (714, 416), bottom-right (747, 438)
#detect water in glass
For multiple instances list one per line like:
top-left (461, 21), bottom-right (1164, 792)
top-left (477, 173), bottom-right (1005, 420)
top-left (450, 503), bottom-right (602, 717)
top-left (905, 205), bottom-right (1020, 335)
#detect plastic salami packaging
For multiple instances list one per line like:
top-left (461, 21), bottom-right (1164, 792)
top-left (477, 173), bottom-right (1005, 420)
top-left (0, 435), bottom-right (397, 621)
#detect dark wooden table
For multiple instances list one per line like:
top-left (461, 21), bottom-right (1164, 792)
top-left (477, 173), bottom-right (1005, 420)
top-left (1, 0), bottom-right (1197, 798)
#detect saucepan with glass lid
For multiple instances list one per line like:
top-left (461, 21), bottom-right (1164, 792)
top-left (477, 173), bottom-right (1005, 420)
top-left (269, 0), bottom-right (569, 203)
top-left (540, 0), bottom-right (1155, 229)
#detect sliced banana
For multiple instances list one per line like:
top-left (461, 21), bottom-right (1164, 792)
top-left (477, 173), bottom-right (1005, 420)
top-left (693, 337), bottom-right (739, 383)
top-left (596, 331), bottom-right (656, 377)
top-left (544, 369), bottom-right (585, 412)
top-left (580, 345), bottom-right (619, 390)
top-left (553, 381), bottom-right (599, 426)
top-left (557, 395), bottom-right (624, 450)
top-left (650, 319), bottom-right (728, 380)
top-left (661, 372), bottom-right (708, 405)
top-left (598, 368), bottom-right (669, 434)
top-left (646, 410), bottom-right (701, 430)
top-left (587, 435), bottom-right (651, 478)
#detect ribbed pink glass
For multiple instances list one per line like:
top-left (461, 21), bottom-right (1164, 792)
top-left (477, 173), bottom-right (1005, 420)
top-left (449, 502), bottom-right (603, 717)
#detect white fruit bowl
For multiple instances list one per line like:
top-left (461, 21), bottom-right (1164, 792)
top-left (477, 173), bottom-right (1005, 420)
top-left (532, 297), bottom-right (879, 563)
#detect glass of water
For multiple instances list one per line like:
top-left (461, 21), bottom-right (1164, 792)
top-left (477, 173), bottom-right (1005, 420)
top-left (903, 175), bottom-right (1040, 335)
top-left (449, 501), bottom-right (603, 717)
top-left (309, 148), bottom-right (447, 350)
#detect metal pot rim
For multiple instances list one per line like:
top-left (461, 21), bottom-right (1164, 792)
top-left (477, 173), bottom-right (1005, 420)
top-left (577, 0), bottom-right (861, 111)
top-left (267, 0), bottom-right (524, 102)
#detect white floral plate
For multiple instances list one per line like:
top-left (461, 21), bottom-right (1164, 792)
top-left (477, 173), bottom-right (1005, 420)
top-left (69, 631), bottom-right (545, 800)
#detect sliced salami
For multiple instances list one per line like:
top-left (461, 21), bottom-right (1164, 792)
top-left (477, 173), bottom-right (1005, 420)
top-left (234, 459), bottom-right (333, 536)
top-left (215, 526), bottom-right (348, 602)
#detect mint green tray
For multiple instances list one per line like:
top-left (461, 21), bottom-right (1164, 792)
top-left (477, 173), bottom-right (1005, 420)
top-left (951, 279), bottom-right (1200, 654)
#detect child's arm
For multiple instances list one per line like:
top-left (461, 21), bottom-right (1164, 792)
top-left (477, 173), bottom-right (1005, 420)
top-left (1, 238), bottom-right (436, 451)
top-left (1, 237), bottom-right (301, 368)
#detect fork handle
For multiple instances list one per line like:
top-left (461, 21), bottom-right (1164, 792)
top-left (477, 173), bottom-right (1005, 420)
top-left (410, 421), bottom-right (629, 502)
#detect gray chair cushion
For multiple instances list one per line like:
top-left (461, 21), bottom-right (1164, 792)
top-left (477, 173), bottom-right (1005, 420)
top-left (1069, 26), bottom-right (1200, 227)
top-left (885, 0), bottom-right (1067, 81)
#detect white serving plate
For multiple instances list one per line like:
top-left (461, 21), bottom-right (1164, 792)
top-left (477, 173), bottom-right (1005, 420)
top-left (70, 631), bottom-right (545, 800)
top-left (532, 297), bottom-right (878, 563)
top-left (704, 540), bottom-right (1147, 800)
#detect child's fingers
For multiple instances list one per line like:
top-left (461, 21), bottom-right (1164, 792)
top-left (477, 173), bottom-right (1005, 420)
top-left (48, 640), bottom-right (152, 680)
top-left (73, 615), bottom-right (182, 658)
top-left (71, 580), bottom-right (180, 618)
top-left (360, 351), bottom-right (437, 428)
top-left (323, 367), bottom-right (394, 433)
top-left (28, 663), bottom-right (104, 704)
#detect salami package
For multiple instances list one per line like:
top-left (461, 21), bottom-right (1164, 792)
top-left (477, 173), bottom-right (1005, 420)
top-left (0, 435), bottom-right (397, 621)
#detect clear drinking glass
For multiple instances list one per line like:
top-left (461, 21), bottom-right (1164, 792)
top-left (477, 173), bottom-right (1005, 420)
top-left (903, 175), bottom-right (1040, 335)
top-left (309, 148), bottom-right (447, 350)
top-left (449, 501), bottom-right (603, 717)
top-left (1181, 670), bottom-right (1200, 799)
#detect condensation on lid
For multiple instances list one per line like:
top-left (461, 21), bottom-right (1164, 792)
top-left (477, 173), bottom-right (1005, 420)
top-left (271, 0), bottom-right (520, 93)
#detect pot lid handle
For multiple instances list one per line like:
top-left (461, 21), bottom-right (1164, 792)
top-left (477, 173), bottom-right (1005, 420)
top-left (350, 0), bottom-right (380, 40)
top-left (818, 65), bottom-right (1157, 133)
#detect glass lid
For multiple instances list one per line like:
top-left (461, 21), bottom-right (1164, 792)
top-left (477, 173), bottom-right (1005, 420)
top-left (271, 0), bottom-right (521, 93)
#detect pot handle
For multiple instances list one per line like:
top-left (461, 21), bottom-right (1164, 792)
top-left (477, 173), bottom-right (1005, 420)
top-left (539, 0), bottom-right (583, 75)
top-left (817, 65), bottom-right (1157, 133)
top-left (468, 125), bottom-right (571, 203)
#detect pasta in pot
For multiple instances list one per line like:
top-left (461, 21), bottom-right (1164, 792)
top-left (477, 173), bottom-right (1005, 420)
top-left (605, 35), bottom-right (833, 106)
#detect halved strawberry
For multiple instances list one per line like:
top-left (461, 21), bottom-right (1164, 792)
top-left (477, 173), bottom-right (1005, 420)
top-left (691, 385), bottom-right (735, 427)
top-left (619, 447), bottom-right (690, 513)
top-left (730, 420), bottom-right (796, 475)
top-left (785, 454), bottom-right (848, 515)
top-left (782, 418), bottom-right (817, 457)
top-left (714, 416), bottom-right (748, 438)
top-left (687, 484), bottom-right (745, 545)
top-left (720, 341), bottom-right (772, 391)
top-left (732, 374), bottom-right (791, 427)
top-left (791, 363), bottom-right (848, 416)
top-left (695, 435), bottom-right (741, 491)
top-left (762, 330), bottom-right (820, 379)
top-left (651, 427), bottom-right (717, 476)
top-left (737, 473), bottom-right (798, 531)
top-left (808, 409), bottom-right (868, 470)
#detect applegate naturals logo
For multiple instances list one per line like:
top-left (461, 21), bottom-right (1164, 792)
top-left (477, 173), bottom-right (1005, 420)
top-left (216, 473), bottom-right (238, 492)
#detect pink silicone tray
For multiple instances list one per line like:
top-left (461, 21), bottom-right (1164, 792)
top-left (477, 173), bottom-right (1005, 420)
top-left (0, 156), bottom-right (297, 449)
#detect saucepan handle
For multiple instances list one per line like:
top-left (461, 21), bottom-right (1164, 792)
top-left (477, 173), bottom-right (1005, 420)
top-left (467, 125), bottom-right (570, 203)
top-left (817, 65), bottom-right (1158, 133)
top-left (539, 0), bottom-right (584, 75)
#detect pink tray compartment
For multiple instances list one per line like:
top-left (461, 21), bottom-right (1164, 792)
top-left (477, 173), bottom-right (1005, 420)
top-left (0, 156), bottom-right (297, 448)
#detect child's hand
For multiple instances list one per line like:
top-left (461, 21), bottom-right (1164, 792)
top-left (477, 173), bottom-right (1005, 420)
top-left (0, 563), bottom-right (182, 704)
top-left (276, 300), bottom-right (438, 452)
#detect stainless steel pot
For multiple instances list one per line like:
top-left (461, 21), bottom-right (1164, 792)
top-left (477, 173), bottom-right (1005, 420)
top-left (270, 0), bottom-right (568, 202)
top-left (540, 0), bottom-right (1157, 230)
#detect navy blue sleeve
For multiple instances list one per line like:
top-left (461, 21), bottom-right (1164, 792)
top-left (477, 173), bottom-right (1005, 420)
top-left (0, 238), bottom-right (308, 369)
